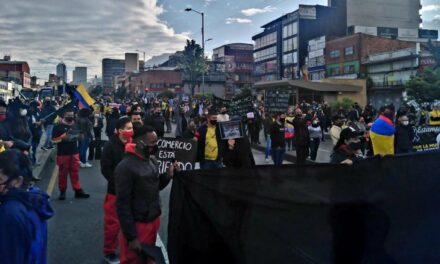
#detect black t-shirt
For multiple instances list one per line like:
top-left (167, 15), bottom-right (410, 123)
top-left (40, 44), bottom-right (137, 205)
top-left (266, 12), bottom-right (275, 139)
top-left (52, 123), bottom-right (79, 156)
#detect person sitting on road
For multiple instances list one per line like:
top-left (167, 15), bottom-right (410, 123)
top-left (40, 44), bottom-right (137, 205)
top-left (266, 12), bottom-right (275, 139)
top-left (330, 127), bottom-right (364, 165)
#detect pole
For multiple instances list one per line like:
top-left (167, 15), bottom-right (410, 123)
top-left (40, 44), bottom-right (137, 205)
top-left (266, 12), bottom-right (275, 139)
top-left (201, 12), bottom-right (205, 95)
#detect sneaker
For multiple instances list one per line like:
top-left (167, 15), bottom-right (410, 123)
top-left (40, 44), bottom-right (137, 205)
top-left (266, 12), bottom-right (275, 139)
top-left (74, 189), bottom-right (90, 199)
top-left (104, 253), bottom-right (120, 264)
top-left (265, 158), bottom-right (270, 163)
top-left (80, 162), bottom-right (87, 168)
top-left (84, 162), bottom-right (93, 168)
top-left (58, 192), bottom-right (66, 201)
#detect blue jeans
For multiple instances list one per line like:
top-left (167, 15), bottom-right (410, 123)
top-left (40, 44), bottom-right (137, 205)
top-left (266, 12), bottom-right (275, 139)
top-left (44, 125), bottom-right (54, 148)
top-left (200, 160), bottom-right (223, 170)
top-left (78, 137), bottom-right (91, 163)
top-left (265, 137), bottom-right (272, 159)
top-left (271, 148), bottom-right (285, 166)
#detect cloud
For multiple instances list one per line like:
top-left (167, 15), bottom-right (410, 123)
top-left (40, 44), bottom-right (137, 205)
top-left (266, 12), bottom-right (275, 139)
top-left (225, 18), bottom-right (252, 24)
top-left (241, 5), bottom-right (276, 17)
top-left (0, 0), bottom-right (188, 81)
top-left (204, 0), bottom-right (215, 7)
top-left (421, 4), bottom-right (440, 13)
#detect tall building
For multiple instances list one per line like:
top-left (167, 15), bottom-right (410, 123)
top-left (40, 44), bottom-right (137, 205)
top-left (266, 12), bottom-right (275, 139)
top-left (329, 0), bottom-right (438, 41)
top-left (72, 67), bottom-right (87, 85)
top-left (252, 4), bottom-right (346, 82)
top-left (125, 53), bottom-right (139, 73)
top-left (56, 62), bottom-right (67, 83)
top-left (212, 43), bottom-right (254, 97)
top-left (102, 58), bottom-right (125, 89)
top-left (0, 56), bottom-right (31, 89)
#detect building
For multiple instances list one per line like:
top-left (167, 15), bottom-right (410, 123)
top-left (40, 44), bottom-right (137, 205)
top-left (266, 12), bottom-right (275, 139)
top-left (72, 67), bottom-right (87, 85)
top-left (125, 53), bottom-right (139, 73)
top-left (212, 43), bottom-right (254, 98)
top-left (102, 58), bottom-right (125, 90)
top-left (252, 4), bottom-right (346, 82)
top-left (128, 69), bottom-right (183, 96)
top-left (48, 74), bottom-right (61, 86)
top-left (56, 62), bottom-right (67, 83)
top-left (0, 56), bottom-right (31, 89)
top-left (306, 36), bottom-right (327, 81)
top-left (329, 0), bottom-right (438, 42)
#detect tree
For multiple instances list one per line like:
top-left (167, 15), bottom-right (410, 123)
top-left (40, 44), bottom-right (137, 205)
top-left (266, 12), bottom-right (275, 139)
top-left (406, 68), bottom-right (440, 103)
top-left (178, 39), bottom-right (206, 96)
top-left (329, 98), bottom-right (354, 112)
top-left (158, 90), bottom-right (176, 99)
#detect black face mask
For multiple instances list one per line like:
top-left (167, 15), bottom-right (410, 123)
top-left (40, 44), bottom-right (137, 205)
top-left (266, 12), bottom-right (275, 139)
top-left (65, 117), bottom-right (75, 123)
top-left (210, 120), bottom-right (217, 126)
top-left (279, 118), bottom-right (286, 123)
top-left (348, 142), bottom-right (362, 151)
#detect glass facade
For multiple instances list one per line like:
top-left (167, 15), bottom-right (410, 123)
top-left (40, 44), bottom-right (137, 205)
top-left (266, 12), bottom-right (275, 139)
top-left (282, 37), bottom-right (298, 53)
top-left (282, 22), bottom-right (298, 38)
top-left (254, 32), bottom-right (277, 50)
top-left (254, 46), bottom-right (277, 62)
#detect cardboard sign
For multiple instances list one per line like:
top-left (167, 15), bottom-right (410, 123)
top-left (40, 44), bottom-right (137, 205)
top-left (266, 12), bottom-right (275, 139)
top-left (412, 126), bottom-right (440, 151)
top-left (265, 90), bottom-right (290, 114)
top-left (219, 121), bottom-right (245, 140)
top-left (156, 138), bottom-right (198, 174)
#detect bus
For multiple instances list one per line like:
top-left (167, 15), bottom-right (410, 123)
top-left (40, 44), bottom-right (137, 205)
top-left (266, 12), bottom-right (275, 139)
top-left (39, 87), bottom-right (54, 99)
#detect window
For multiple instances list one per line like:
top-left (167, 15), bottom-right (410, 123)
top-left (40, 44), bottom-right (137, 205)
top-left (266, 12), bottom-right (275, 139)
top-left (330, 50), bottom-right (340, 58)
top-left (254, 32), bottom-right (277, 50)
top-left (345, 46), bottom-right (354, 56)
top-left (282, 52), bottom-right (298, 65)
top-left (283, 22), bottom-right (298, 38)
top-left (254, 46), bottom-right (277, 62)
top-left (330, 67), bottom-right (340, 76)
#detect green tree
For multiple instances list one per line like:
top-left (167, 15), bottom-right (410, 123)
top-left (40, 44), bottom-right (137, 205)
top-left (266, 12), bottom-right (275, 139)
top-left (329, 98), bottom-right (354, 112)
top-left (406, 68), bottom-right (440, 103)
top-left (158, 90), bottom-right (176, 99)
top-left (178, 39), bottom-right (206, 96)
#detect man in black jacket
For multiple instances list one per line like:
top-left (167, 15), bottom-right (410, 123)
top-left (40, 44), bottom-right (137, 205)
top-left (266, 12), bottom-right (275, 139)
top-left (115, 125), bottom-right (179, 264)
top-left (195, 109), bottom-right (224, 169)
top-left (269, 112), bottom-right (286, 166)
top-left (291, 108), bottom-right (310, 165)
top-left (100, 116), bottom-right (133, 264)
top-left (144, 106), bottom-right (165, 137)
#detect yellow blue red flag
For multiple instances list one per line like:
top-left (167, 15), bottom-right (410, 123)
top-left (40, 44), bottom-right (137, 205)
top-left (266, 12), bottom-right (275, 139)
top-left (73, 84), bottom-right (95, 108)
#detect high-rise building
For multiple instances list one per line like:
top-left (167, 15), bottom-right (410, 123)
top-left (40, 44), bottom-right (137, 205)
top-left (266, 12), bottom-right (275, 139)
top-left (125, 53), bottom-right (139, 73)
top-left (56, 62), bottom-right (67, 83)
top-left (252, 4), bottom-right (346, 82)
top-left (102, 59), bottom-right (125, 89)
top-left (72, 67), bottom-right (87, 85)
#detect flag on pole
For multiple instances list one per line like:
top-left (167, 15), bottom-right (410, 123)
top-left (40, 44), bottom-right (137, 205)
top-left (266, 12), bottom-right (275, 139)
top-left (73, 84), bottom-right (95, 108)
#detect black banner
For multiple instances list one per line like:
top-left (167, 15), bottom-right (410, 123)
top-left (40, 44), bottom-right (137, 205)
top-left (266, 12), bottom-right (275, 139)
top-left (412, 126), bottom-right (440, 151)
top-left (168, 151), bottom-right (440, 264)
top-left (156, 138), bottom-right (197, 174)
top-left (230, 96), bottom-right (254, 117)
top-left (265, 90), bottom-right (290, 114)
top-left (212, 95), bottom-right (231, 109)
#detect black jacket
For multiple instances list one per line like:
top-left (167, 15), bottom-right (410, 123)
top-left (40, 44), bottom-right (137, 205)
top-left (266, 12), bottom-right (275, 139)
top-left (115, 153), bottom-right (172, 242)
top-left (222, 137), bottom-right (255, 169)
top-left (195, 124), bottom-right (224, 162)
top-left (330, 145), bottom-right (363, 164)
top-left (144, 114), bottom-right (165, 137)
top-left (269, 121), bottom-right (285, 149)
top-left (291, 117), bottom-right (310, 147)
top-left (100, 135), bottom-right (125, 194)
top-left (394, 125), bottom-right (414, 153)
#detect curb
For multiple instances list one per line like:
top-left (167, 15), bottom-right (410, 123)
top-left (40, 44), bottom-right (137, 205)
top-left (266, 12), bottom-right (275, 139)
top-left (33, 149), bottom-right (55, 180)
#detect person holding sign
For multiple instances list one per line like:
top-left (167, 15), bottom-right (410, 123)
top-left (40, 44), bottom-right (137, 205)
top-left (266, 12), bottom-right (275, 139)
top-left (115, 125), bottom-right (179, 264)
top-left (195, 109), bottom-right (224, 170)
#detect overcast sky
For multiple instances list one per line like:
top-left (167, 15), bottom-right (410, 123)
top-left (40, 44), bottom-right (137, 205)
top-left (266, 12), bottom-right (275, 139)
top-left (0, 0), bottom-right (438, 83)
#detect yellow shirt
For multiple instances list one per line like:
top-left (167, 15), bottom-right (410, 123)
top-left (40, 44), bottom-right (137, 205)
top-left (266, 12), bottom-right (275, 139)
top-left (204, 126), bottom-right (218, 160)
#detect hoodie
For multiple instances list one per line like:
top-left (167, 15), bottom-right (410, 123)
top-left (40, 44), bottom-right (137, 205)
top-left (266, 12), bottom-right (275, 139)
top-left (0, 187), bottom-right (54, 264)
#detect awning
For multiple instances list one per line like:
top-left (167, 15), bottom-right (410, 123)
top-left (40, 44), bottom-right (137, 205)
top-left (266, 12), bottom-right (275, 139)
top-left (254, 80), bottom-right (362, 92)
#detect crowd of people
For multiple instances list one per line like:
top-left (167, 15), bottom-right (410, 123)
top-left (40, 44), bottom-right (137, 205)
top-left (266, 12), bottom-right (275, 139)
top-left (0, 93), bottom-right (439, 264)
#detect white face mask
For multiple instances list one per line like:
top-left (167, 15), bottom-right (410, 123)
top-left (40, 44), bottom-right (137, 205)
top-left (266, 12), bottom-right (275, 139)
top-left (402, 121), bottom-right (409, 126)
top-left (20, 109), bottom-right (27, 116)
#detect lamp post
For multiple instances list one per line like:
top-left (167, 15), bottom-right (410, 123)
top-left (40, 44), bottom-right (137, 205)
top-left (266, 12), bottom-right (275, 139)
top-left (185, 7), bottom-right (206, 94)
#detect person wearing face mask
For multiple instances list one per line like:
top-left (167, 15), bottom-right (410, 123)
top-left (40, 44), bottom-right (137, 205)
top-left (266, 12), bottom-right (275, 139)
top-left (269, 112), bottom-right (287, 166)
top-left (308, 119), bottom-right (322, 161)
top-left (52, 109), bottom-right (90, 200)
top-left (174, 103), bottom-right (189, 138)
top-left (27, 101), bottom-right (43, 166)
top-left (217, 106), bottom-right (230, 123)
top-left (330, 116), bottom-right (344, 146)
top-left (0, 151), bottom-right (54, 264)
top-left (289, 108), bottom-right (310, 165)
top-left (100, 117), bottom-right (133, 264)
top-left (8, 100), bottom-right (32, 145)
top-left (144, 106), bottom-right (165, 137)
top-left (115, 125), bottom-right (179, 264)
top-left (370, 107), bottom-right (396, 156)
top-left (195, 109), bottom-right (224, 170)
top-left (394, 115), bottom-right (414, 154)
top-left (40, 98), bottom-right (57, 150)
top-left (330, 128), bottom-right (364, 164)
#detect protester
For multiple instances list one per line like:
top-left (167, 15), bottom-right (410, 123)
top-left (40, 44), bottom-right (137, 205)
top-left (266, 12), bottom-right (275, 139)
top-left (105, 108), bottom-right (120, 139)
top-left (285, 111), bottom-right (295, 152)
top-left (174, 103), bottom-right (189, 138)
top-left (222, 117), bottom-right (255, 168)
top-left (182, 120), bottom-right (197, 140)
top-left (370, 107), bottom-right (396, 156)
top-left (290, 108), bottom-right (310, 165)
top-left (195, 109), bottom-right (223, 169)
top-left (394, 115), bottom-right (414, 154)
top-left (0, 150), bottom-right (54, 264)
top-left (40, 98), bottom-right (57, 150)
top-left (8, 99), bottom-right (32, 145)
top-left (262, 111), bottom-right (273, 163)
top-left (144, 106), bottom-right (165, 138)
top-left (92, 105), bottom-right (105, 140)
top-left (115, 125), bottom-right (179, 264)
top-left (52, 108), bottom-right (90, 200)
top-left (330, 127), bottom-right (364, 164)
top-left (130, 112), bottom-right (144, 127)
top-left (101, 116), bottom-right (133, 264)
top-left (269, 112), bottom-right (286, 166)
top-left (428, 103), bottom-right (440, 126)
top-left (217, 106), bottom-right (230, 122)
top-left (330, 116), bottom-right (344, 146)
top-left (164, 104), bottom-right (172, 134)
top-left (77, 108), bottom-right (94, 168)
top-left (28, 101), bottom-right (43, 166)
top-left (308, 119), bottom-right (322, 161)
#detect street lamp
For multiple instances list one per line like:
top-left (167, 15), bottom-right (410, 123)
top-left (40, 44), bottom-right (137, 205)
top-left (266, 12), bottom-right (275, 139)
top-left (136, 50), bottom-right (146, 71)
top-left (185, 7), bottom-right (206, 94)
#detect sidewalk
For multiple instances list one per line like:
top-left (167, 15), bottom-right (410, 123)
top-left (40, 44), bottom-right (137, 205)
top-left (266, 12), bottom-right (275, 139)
top-left (251, 130), bottom-right (333, 164)
top-left (32, 132), bottom-right (55, 180)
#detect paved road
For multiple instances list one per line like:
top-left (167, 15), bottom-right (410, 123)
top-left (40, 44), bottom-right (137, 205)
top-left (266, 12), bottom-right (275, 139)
top-left (38, 137), bottom-right (280, 264)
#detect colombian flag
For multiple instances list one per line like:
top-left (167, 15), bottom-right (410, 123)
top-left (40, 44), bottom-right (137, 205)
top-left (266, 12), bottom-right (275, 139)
top-left (73, 84), bottom-right (95, 109)
top-left (370, 115), bottom-right (396, 156)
